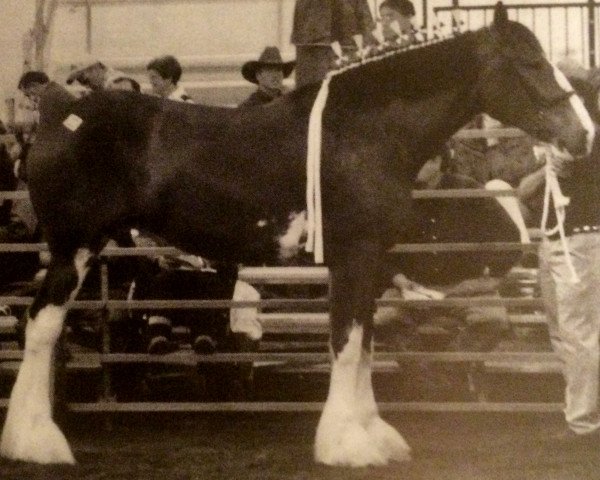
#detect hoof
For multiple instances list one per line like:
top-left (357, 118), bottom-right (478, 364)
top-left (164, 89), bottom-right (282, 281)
top-left (365, 416), bottom-right (411, 463)
top-left (1, 417), bottom-right (75, 464)
top-left (315, 413), bottom-right (388, 467)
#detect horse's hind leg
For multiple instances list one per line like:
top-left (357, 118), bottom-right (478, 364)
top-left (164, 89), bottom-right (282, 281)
top-left (1, 248), bottom-right (93, 464)
top-left (315, 241), bottom-right (410, 466)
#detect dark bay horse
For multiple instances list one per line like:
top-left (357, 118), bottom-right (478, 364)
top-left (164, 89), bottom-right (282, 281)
top-left (0, 2), bottom-right (594, 467)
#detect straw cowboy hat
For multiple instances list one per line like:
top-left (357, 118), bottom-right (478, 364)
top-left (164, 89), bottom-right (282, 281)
top-left (241, 47), bottom-right (296, 84)
top-left (66, 57), bottom-right (105, 85)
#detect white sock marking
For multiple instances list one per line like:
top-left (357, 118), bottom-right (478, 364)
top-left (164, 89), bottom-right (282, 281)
top-left (1, 305), bottom-right (74, 463)
top-left (278, 211), bottom-right (307, 261)
top-left (314, 324), bottom-right (411, 466)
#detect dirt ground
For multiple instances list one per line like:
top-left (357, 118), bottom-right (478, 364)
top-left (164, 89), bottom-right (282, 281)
top-left (0, 411), bottom-right (599, 480)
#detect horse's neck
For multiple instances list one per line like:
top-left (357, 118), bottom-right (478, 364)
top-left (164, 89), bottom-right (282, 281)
top-left (400, 85), bottom-right (479, 162)
top-left (327, 33), bottom-right (481, 162)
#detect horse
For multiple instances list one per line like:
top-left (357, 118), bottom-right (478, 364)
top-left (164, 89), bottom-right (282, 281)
top-left (0, 2), bottom-right (594, 467)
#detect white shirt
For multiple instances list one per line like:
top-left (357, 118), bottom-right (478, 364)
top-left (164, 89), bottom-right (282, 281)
top-left (167, 85), bottom-right (194, 103)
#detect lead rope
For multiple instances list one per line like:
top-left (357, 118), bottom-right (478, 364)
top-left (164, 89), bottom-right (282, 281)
top-left (536, 145), bottom-right (579, 283)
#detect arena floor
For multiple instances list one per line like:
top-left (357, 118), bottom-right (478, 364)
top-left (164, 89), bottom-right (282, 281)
top-left (0, 411), bottom-right (598, 480)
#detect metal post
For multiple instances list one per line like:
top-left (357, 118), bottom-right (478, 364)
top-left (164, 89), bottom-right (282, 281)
top-left (589, 0), bottom-right (596, 67)
top-left (100, 262), bottom-right (114, 431)
top-left (86, 3), bottom-right (92, 53)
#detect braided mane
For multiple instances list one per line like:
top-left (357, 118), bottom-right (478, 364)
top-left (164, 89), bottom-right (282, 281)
top-left (327, 29), bottom-right (481, 102)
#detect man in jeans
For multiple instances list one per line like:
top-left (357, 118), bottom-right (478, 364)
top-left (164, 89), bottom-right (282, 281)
top-left (518, 120), bottom-right (600, 442)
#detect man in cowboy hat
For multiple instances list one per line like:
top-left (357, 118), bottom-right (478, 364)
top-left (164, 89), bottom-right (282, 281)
top-left (239, 46), bottom-right (295, 107)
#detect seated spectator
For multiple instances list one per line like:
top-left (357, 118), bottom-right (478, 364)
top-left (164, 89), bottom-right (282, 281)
top-left (379, 0), bottom-right (416, 44)
top-left (146, 55), bottom-right (193, 102)
top-left (66, 59), bottom-right (125, 92)
top-left (376, 146), bottom-right (526, 351)
top-left (110, 76), bottom-right (141, 92)
top-left (131, 257), bottom-right (238, 355)
top-left (0, 130), bottom-right (40, 293)
top-left (239, 47), bottom-right (295, 107)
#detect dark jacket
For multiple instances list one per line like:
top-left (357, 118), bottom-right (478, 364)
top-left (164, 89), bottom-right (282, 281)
top-left (38, 81), bottom-right (77, 128)
top-left (291, 0), bottom-right (374, 46)
top-left (238, 89), bottom-right (281, 108)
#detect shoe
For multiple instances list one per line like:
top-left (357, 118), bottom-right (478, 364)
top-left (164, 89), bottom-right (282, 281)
top-left (551, 427), bottom-right (600, 444)
top-left (147, 335), bottom-right (179, 354)
top-left (193, 335), bottom-right (217, 354)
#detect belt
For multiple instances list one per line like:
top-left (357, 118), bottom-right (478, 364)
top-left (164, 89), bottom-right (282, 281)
top-left (547, 224), bottom-right (600, 241)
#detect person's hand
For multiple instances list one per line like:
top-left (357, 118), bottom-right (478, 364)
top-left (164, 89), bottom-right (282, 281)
top-left (547, 146), bottom-right (573, 177)
top-left (8, 143), bottom-right (22, 162)
top-left (533, 144), bottom-right (573, 177)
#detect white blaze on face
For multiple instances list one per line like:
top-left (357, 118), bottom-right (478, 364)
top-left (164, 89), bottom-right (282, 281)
top-left (278, 211), bottom-right (307, 260)
top-left (553, 65), bottom-right (595, 154)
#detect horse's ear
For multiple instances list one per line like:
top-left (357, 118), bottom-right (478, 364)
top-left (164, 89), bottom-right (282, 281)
top-left (493, 2), bottom-right (508, 30)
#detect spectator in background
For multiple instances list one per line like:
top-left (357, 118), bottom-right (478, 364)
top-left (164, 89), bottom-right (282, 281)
top-left (146, 55), bottom-right (193, 102)
top-left (379, 0), bottom-right (416, 44)
top-left (291, 0), bottom-right (374, 87)
top-left (111, 76), bottom-right (141, 92)
top-left (18, 70), bottom-right (74, 112)
top-left (239, 47), bottom-right (295, 107)
top-left (66, 59), bottom-right (125, 91)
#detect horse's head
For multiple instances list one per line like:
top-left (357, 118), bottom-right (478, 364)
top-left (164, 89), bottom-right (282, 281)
top-left (477, 2), bottom-right (594, 158)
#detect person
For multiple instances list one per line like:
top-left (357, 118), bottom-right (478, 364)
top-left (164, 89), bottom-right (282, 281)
top-left (291, 0), bottom-right (374, 87)
top-left (379, 0), bottom-right (416, 43)
top-left (516, 67), bottom-right (600, 442)
top-left (239, 47), bottom-right (295, 107)
top-left (146, 55), bottom-right (193, 102)
top-left (111, 76), bottom-right (141, 92)
top-left (376, 146), bottom-right (526, 357)
top-left (66, 59), bottom-right (125, 91)
top-left (141, 57), bottom-right (239, 354)
top-left (18, 70), bottom-right (75, 115)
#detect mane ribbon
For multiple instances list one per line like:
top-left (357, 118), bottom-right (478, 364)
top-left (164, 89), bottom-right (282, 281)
top-left (305, 32), bottom-right (456, 263)
top-left (305, 73), bottom-right (333, 264)
top-left (537, 145), bottom-right (579, 283)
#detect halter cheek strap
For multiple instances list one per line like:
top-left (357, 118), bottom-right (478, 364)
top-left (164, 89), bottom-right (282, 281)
top-left (551, 65), bottom-right (595, 154)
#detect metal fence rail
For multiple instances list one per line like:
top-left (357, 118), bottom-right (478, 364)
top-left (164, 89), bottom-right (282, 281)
top-left (435, 1), bottom-right (599, 67)
top-left (0, 125), bottom-right (556, 413)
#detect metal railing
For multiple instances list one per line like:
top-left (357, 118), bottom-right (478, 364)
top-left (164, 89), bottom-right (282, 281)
top-left (434, 1), bottom-right (600, 67)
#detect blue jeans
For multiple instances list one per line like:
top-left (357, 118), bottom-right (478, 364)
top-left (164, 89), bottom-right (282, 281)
top-left (539, 233), bottom-right (600, 433)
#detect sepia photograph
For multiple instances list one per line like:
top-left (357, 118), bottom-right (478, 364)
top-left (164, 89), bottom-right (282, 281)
top-left (0, 0), bottom-right (600, 478)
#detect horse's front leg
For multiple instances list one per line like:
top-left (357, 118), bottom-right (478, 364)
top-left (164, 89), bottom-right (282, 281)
top-left (1, 249), bottom-right (93, 464)
top-left (314, 241), bottom-right (410, 466)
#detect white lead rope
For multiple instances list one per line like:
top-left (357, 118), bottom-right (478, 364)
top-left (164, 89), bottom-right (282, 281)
top-left (537, 145), bottom-right (580, 283)
top-left (305, 73), bottom-right (333, 264)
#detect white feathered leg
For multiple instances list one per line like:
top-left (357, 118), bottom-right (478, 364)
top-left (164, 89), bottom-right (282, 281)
top-left (316, 324), bottom-right (403, 466)
top-left (356, 341), bottom-right (411, 463)
top-left (0, 305), bottom-right (74, 464)
top-left (1, 249), bottom-right (91, 464)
